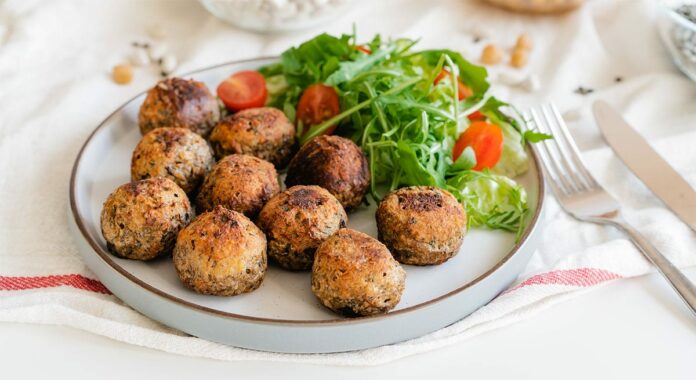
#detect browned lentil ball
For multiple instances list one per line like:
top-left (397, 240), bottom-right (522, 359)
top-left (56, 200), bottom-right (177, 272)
top-left (100, 177), bottom-right (193, 261)
top-left (257, 185), bottom-right (347, 271)
top-left (196, 154), bottom-right (280, 218)
top-left (285, 135), bottom-right (370, 210)
top-left (131, 128), bottom-right (214, 194)
top-left (208, 107), bottom-right (296, 167)
top-left (376, 186), bottom-right (467, 265)
top-left (173, 206), bottom-right (267, 296)
top-left (311, 229), bottom-right (406, 317)
top-left (138, 77), bottom-right (220, 137)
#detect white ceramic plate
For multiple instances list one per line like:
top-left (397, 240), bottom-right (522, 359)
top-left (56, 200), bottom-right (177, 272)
top-left (69, 58), bottom-right (545, 353)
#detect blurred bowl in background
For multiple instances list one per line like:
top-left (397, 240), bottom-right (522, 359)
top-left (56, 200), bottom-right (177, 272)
top-left (481, 0), bottom-right (583, 13)
top-left (199, 0), bottom-right (356, 33)
top-left (657, 1), bottom-right (696, 82)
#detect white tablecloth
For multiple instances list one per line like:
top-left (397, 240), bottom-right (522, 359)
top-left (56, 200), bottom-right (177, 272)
top-left (1, 0), bottom-right (695, 366)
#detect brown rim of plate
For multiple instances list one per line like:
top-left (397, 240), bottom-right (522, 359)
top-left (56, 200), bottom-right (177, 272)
top-left (69, 57), bottom-right (545, 326)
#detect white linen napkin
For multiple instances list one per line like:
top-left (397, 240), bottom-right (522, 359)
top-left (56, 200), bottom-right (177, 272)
top-left (1, 0), bottom-right (695, 366)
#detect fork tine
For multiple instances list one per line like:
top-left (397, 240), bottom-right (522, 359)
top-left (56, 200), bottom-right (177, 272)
top-left (540, 104), bottom-right (587, 192)
top-left (547, 104), bottom-right (599, 188)
top-left (524, 109), bottom-right (569, 199)
top-left (529, 134), bottom-right (570, 200)
top-left (528, 108), bottom-right (574, 195)
top-left (522, 110), bottom-right (558, 181)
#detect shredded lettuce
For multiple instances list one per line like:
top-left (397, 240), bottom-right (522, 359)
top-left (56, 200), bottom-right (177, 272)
top-left (490, 115), bottom-right (529, 178)
top-left (447, 170), bottom-right (529, 237)
top-left (259, 32), bottom-right (541, 234)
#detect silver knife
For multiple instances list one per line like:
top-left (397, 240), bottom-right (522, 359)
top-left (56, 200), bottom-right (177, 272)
top-left (592, 100), bottom-right (696, 232)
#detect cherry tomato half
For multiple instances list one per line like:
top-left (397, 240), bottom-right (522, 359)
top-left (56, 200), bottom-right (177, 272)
top-left (296, 84), bottom-right (341, 136)
top-left (467, 110), bottom-right (486, 122)
top-left (453, 121), bottom-right (503, 171)
top-left (434, 69), bottom-right (473, 100)
top-left (217, 70), bottom-right (267, 111)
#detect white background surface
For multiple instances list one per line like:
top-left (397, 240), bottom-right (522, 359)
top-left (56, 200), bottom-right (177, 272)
top-left (3, 268), bottom-right (695, 379)
top-left (2, 0), bottom-right (696, 377)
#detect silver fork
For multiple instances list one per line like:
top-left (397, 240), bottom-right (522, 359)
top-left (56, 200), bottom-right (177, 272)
top-left (524, 104), bottom-right (696, 316)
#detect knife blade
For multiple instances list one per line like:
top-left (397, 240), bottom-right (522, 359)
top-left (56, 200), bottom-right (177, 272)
top-left (592, 100), bottom-right (696, 232)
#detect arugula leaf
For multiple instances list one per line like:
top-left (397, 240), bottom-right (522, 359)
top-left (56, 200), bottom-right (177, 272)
top-left (522, 130), bottom-right (553, 144)
top-left (479, 96), bottom-right (521, 132)
top-left (300, 77), bottom-right (422, 143)
top-left (325, 45), bottom-right (396, 86)
top-left (258, 32), bottom-right (532, 235)
top-left (280, 33), bottom-right (353, 86)
top-left (397, 141), bottom-right (444, 187)
top-left (414, 49), bottom-right (490, 96)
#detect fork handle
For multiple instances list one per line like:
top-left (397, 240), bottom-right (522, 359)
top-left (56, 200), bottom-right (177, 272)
top-left (611, 220), bottom-right (696, 316)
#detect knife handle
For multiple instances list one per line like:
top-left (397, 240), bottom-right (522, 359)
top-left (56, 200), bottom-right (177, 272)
top-left (613, 220), bottom-right (696, 316)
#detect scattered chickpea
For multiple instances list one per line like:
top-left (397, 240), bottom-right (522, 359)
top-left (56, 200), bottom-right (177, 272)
top-left (481, 44), bottom-right (503, 65)
top-left (515, 33), bottom-right (533, 51)
top-left (510, 48), bottom-right (528, 68)
top-left (112, 63), bottom-right (133, 85)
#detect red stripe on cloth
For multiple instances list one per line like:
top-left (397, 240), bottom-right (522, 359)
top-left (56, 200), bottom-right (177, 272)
top-left (505, 268), bottom-right (623, 294)
top-left (0, 275), bottom-right (111, 295)
top-left (0, 268), bottom-right (620, 298)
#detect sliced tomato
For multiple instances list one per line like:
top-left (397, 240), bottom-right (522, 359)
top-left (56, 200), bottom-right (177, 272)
top-left (467, 110), bottom-right (486, 122)
top-left (217, 70), bottom-right (267, 111)
top-left (434, 69), bottom-right (473, 100)
top-left (434, 69), bottom-right (450, 84)
top-left (355, 45), bottom-right (372, 54)
top-left (457, 82), bottom-right (474, 99)
top-left (453, 121), bottom-right (503, 171)
top-left (296, 84), bottom-right (341, 136)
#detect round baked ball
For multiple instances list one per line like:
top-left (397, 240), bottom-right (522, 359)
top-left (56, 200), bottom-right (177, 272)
top-left (258, 185), bottom-right (347, 271)
top-left (196, 154), bottom-right (280, 218)
top-left (209, 107), bottom-right (296, 167)
top-left (138, 77), bottom-right (220, 137)
top-left (285, 135), bottom-right (369, 210)
top-left (173, 206), bottom-right (267, 296)
top-left (131, 128), bottom-right (215, 194)
top-left (376, 186), bottom-right (467, 265)
top-left (311, 229), bottom-right (406, 317)
top-left (100, 177), bottom-right (192, 261)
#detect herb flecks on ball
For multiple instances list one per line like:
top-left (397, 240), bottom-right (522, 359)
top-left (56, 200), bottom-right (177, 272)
top-left (258, 185), bottom-right (347, 271)
top-left (312, 229), bottom-right (406, 317)
top-left (131, 127), bottom-right (214, 194)
top-left (376, 186), bottom-right (467, 265)
top-left (100, 177), bottom-right (193, 261)
top-left (173, 206), bottom-right (267, 296)
top-left (196, 154), bottom-right (280, 218)
top-left (285, 135), bottom-right (369, 210)
top-left (138, 77), bottom-right (220, 137)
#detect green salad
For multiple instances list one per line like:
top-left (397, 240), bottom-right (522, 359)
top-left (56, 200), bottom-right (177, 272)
top-left (256, 32), bottom-right (549, 237)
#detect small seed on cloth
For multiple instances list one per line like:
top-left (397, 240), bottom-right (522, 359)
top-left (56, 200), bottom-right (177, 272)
top-left (574, 86), bottom-right (594, 95)
top-left (467, 26), bottom-right (490, 41)
top-left (515, 33), bottom-right (533, 50)
top-left (511, 48), bottom-right (528, 68)
top-left (112, 63), bottom-right (133, 85)
top-left (481, 44), bottom-right (503, 65)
